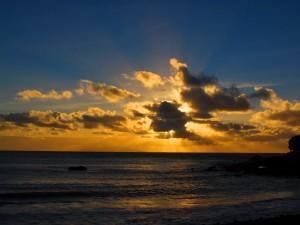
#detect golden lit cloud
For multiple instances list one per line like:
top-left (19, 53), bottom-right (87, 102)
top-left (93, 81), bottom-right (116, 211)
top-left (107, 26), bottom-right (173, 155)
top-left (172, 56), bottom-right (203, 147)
top-left (3, 58), bottom-right (300, 152)
top-left (169, 58), bottom-right (250, 118)
top-left (77, 80), bottom-right (140, 102)
top-left (133, 71), bottom-right (165, 88)
top-left (169, 58), bottom-right (188, 70)
top-left (185, 122), bottom-right (223, 138)
top-left (123, 101), bottom-right (152, 118)
top-left (0, 107), bottom-right (127, 132)
top-left (18, 89), bottom-right (73, 101)
top-left (251, 89), bottom-right (300, 128)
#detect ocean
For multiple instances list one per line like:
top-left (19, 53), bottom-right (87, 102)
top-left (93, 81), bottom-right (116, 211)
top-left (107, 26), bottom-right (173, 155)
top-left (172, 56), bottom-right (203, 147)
top-left (1, 152), bottom-right (300, 225)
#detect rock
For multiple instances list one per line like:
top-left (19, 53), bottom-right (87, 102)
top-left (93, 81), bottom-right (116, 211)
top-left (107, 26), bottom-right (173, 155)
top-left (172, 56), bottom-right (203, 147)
top-left (224, 154), bottom-right (300, 177)
top-left (204, 165), bottom-right (222, 172)
top-left (68, 166), bottom-right (87, 171)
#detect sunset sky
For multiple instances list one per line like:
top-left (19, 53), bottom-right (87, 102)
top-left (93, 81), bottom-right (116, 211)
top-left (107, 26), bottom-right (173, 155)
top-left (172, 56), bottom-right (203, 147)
top-left (1, 0), bottom-right (300, 152)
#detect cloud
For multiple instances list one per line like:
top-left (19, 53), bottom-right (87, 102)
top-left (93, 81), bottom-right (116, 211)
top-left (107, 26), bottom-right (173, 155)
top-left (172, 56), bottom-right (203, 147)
top-left (168, 58), bottom-right (250, 118)
top-left (243, 127), bottom-right (296, 142)
top-left (0, 107), bottom-right (127, 132)
top-left (17, 89), bottom-right (73, 101)
top-left (78, 80), bottom-right (140, 102)
top-left (75, 107), bottom-right (127, 130)
top-left (248, 86), bottom-right (273, 99)
top-left (240, 90), bottom-right (300, 142)
top-left (168, 59), bottom-right (299, 144)
top-left (123, 101), bottom-right (151, 118)
top-left (122, 102), bottom-right (154, 135)
top-left (183, 119), bottom-right (259, 142)
top-left (208, 121), bottom-right (256, 133)
top-left (169, 58), bottom-right (217, 88)
top-left (236, 82), bottom-right (277, 89)
top-left (133, 71), bottom-right (164, 88)
top-left (0, 111), bottom-right (75, 130)
top-left (123, 59), bottom-right (296, 145)
top-left (251, 90), bottom-right (300, 127)
top-left (0, 122), bottom-right (16, 131)
top-left (145, 101), bottom-right (189, 135)
top-left (145, 101), bottom-right (211, 143)
top-left (5, 58), bottom-right (300, 150)
top-left (266, 110), bottom-right (300, 126)
top-left (181, 86), bottom-right (250, 118)
top-left (169, 58), bottom-right (188, 70)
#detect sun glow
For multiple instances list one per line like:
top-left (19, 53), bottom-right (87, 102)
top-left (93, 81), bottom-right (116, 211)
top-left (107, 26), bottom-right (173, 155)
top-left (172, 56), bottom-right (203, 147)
top-left (203, 85), bottom-right (220, 95)
top-left (179, 103), bottom-right (193, 113)
top-left (185, 122), bottom-right (224, 137)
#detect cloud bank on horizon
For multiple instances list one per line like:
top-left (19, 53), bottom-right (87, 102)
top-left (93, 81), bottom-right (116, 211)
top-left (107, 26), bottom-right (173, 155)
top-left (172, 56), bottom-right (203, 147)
top-left (1, 58), bottom-right (299, 152)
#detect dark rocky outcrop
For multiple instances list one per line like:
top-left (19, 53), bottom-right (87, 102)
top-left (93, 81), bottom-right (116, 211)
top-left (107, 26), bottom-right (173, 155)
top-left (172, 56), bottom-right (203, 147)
top-left (208, 136), bottom-right (300, 177)
top-left (289, 135), bottom-right (300, 153)
top-left (224, 153), bottom-right (300, 177)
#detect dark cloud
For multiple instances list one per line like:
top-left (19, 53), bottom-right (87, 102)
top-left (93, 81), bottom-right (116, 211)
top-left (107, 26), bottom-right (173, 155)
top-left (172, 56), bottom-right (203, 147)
top-left (145, 101), bottom-right (212, 143)
top-left (78, 114), bottom-right (126, 130)
top-left (130, 110), bottom-right (145, 118)
top-left (181, 85), bottom-right (250, 118)
top-left (209, 121), bottom-right (256, 133)
top-left (180, 67), bottom-right (218, 87)
top-left (0, 108), bottom-right (127, 132)
top-left (267, 110), bottom-right (300, 126)
top-left (251, 93), bottom-right (300, 127)
top-left (199, 119), bottom-right (294, 143)
top-left (0, 111), bottom-right (74, 130)
top-left (248, 87), bottom-right (273, 99)
top-left (244, 129), bottom-right (296, 142)
top-left (174, 64), bottom-right (251, 118)
top-left (125, 109), bottom-right (146, 119)
top-left (146, 101), bottom-right (189, 134)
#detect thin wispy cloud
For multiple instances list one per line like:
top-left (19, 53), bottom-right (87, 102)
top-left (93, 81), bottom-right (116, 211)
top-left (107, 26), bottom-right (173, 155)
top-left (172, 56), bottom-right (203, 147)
top-left (18, 89), bottom-right (73, 101)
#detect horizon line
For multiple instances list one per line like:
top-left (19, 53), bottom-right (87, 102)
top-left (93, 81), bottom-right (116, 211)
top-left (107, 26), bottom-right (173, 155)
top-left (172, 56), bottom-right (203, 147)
top-left (0, 150), bottom-right (287, 154)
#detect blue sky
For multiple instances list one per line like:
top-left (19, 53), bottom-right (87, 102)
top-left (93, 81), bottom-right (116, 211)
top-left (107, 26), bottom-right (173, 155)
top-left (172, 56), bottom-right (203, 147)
top-left (1, 0), bottom-right (300, 151)
top-left (1, 0), bottom-right (300, 109)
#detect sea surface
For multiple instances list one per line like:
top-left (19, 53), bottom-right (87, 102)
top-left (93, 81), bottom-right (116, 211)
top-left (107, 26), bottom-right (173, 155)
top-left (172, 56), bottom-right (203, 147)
top-left (1, 152), bottom-right (300, 225)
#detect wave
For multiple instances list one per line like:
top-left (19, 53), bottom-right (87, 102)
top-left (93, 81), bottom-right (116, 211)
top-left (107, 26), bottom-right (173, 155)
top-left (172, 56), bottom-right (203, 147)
top-left (0, 188), bottom-right (189, 200)
top-left (0, 190), bottom-right (113, 199)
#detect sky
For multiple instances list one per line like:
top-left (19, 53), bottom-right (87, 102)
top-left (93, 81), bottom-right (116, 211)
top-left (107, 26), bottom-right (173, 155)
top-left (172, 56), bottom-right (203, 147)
top-left (1, 0), bottom-right (300, 152)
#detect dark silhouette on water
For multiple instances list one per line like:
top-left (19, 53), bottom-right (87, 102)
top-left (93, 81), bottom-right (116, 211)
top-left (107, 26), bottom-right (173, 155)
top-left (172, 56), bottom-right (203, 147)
top-left (211, 136), bottom-right (300, 177)
top-left (68, 166), bottom-right (87, 171)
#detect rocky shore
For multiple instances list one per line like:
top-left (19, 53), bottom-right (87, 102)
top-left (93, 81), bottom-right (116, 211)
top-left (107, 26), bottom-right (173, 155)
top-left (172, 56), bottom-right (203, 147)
top-left (224, 153), bottom-right (300, 177)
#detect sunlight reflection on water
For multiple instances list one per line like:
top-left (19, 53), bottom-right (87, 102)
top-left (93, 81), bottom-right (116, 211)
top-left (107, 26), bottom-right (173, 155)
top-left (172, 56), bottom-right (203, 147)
top-left (1, 152), bottom-right (300, 225)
